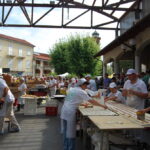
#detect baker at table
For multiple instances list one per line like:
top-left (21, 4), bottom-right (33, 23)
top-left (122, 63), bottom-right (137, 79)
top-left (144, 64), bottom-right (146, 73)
top-left (60, 78), bottom-right (107, 150)
top-left (122, 69), bottom-right (148, 110)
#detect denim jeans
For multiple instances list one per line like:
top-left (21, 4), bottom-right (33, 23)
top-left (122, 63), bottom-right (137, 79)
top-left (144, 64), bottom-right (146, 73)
top-left (63, 120), bottom-right (75, 150)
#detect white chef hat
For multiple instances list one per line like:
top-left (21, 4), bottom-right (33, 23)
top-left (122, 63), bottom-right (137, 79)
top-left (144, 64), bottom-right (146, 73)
top-left (77, 78), bottom-right (89, 86)
top-left (85, 74), bottom-right (91, 78)
top-left (109, 82), bottom-right (117, 88)
top-left (71, 78), bottom-right (76, 83)
top-left (126, 69), bottom-right (137, 75)
top-left (20, 77), bottom-right (25, 81)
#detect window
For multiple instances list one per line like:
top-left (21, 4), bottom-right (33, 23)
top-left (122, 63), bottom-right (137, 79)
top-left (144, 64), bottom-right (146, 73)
top-left (27, 49), bottom-right (31, 55)
top-left (0, 43), bottom-right (2, 51)
top-left (26, 60), bottom-right (31, 68)
top-left (0, 57), bottom-right (2, 67)
top-left (18, 59), bottom-right (22, 70)
top-left (19, 48), bottom-right (23, 56)
top-left (8, 58), bottom-right (13, 68)
top-left (8, 45), bottom-right (13, 55)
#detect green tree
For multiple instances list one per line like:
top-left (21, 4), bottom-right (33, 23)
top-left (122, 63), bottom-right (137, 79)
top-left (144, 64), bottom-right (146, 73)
top-left (50, 41), bottom-right (69, 74)
top-left (50, 34), bottom-right (100, 76)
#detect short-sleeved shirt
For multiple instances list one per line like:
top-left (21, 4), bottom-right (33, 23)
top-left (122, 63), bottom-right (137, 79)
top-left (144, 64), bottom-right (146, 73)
top-left (87, 79), bottom-right (97, 91)
top-left (107, 90), bottom-right (125, 103)
top-left (123, 79), bottom-right (148, 110)
top-left (0, 78), bottom-right (15, 103)
top-left (48, 79), bottom-right (57, 90)
top-left (61, 87), bottom-right (91, 121)
top-left (18, 83), bottom-right (27, 96)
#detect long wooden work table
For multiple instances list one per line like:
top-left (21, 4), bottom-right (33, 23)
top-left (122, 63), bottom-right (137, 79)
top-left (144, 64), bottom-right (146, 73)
top-left (78, 101), bottom-right (150, 150)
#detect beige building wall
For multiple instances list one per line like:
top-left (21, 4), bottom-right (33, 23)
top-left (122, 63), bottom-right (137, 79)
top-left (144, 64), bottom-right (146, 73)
top-left (0, 38), bottom-right (34, 75)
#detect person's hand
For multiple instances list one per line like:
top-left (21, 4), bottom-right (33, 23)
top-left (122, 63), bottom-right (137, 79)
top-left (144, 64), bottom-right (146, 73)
top-left (104, 97), bottom-right (109, 102)
top-left (103, 105), bottom-right (108, 109)
top-left (95, 91), bottom-right (101, 98)
top-left (0, 97), bottom-right (4, 103)
top-left (128, 89), bottom-right (134, 95)
top-left (136, 109), bottom-right (146, 114)
top-left (122, 89), bottom-right (128, 96)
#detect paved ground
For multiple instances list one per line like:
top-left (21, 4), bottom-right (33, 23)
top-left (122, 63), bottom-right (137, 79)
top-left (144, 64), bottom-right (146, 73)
top-left (0, 107), bottom-right (83, 150)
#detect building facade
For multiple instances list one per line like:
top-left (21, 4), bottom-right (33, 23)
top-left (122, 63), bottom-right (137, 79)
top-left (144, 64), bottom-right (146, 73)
top-left (95, 0), bottom-right (150, 75)
top-left (0, 34), bottom-right (34, 76)
top-left (33, 52), bottom-right (52, 77)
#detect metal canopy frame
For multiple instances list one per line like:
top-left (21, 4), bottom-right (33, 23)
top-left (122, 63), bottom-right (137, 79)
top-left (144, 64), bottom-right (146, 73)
top-left (0, 0), bottom-right (141, 31)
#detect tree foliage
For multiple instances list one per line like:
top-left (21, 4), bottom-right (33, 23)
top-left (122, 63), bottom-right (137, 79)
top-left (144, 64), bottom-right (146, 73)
top-left (49, 34), bottom-right (100, 76)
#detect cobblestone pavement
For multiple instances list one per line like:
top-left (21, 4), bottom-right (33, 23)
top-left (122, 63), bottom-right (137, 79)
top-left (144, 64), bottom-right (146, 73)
top-left (0, 108), bottom-right (66, 150)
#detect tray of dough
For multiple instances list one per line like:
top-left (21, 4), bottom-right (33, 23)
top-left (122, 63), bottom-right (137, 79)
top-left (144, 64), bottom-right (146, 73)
top-left (88, 115), bottom-right (143, 130)
top-left (79, 106), bottom-right (117, 116)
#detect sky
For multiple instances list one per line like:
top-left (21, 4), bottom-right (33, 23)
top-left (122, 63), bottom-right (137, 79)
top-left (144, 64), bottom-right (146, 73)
top-left (0, 27), bottom-right (115, 54)
top-left (0, 0), bottom-right (133, 54)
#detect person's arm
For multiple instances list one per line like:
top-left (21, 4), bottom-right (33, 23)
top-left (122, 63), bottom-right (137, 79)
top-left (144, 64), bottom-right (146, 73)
top-left (128, 89), bottom-right (148, 99)
top-left (105, 96), bottom-right (117, 102)
top-left (0, 87), bottom-right (9, 102)
top-left (88, 99), bottom-right (107, 109)
top-left (137, 107), bottom-right (150, 114)
top-left (122, 89), bottom-right (128, 96)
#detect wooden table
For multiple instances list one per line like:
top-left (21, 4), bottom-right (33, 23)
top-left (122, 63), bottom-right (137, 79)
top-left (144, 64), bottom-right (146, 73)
top-left (79, 106), bottom-right (117, 116)
top-left (79, 101), bottom-right (150, 150)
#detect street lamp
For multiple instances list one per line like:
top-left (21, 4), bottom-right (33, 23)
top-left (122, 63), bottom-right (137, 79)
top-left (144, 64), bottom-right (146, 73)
top-left (121, 38), bottom-right (136, 68)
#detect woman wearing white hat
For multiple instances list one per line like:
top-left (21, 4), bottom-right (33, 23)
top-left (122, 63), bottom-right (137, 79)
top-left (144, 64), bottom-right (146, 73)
top-left (17, 77), bottom-right (27, 111)
top-left (60, 78), bottom-right (107, 150)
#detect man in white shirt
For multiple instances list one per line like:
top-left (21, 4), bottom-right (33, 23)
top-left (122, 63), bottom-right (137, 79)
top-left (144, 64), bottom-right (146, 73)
top-left (0, 77), bottom-right (20, 135)
top-left (85, 74), bottom-right (97, 91)
top-left (61, 78), bottom-right (107, 150)
top-left (122, 69), bottom-right (148, 110)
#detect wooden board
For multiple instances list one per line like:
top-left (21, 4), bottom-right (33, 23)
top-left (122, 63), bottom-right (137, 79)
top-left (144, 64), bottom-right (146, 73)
top-left (88, 115), bottom-right (144, 130)
top-left (79, 106), bottom-right (117, 116)
top-left (106, 101), bottom-right (150, 123)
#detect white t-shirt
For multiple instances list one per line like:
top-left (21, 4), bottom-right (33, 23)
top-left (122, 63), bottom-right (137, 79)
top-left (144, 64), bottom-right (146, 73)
top-left (0, 78), bottom-right (15, 102)
top-left (18, 83), bottom-right (27, 96)
top-left (61, 87), bottom-right (92, 121)
top-left (87, 79), bottom-right (97, 91)
top-left (123, 79), bottom-right (148, 110)
top-left (107, 90), bottom-right (125, 103)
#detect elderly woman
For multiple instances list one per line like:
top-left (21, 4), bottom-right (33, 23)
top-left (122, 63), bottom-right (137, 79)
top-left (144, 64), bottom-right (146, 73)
top-left (17, 77), bottom-right (27, 112)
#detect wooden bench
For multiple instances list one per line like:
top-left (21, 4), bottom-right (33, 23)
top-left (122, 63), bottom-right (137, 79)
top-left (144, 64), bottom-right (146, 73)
top-left (4, 118), bottom-right (11, 132)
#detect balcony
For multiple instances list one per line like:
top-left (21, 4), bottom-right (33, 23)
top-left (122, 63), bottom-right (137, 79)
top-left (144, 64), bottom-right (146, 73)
top-left (7, 53), bottom-right (15, 57)
top-left (43, 65), bottom-right (51, 70)
top-left (35, 64), bottom-right (42, 69)
top-left (17, 55), bottom-right (25, 59)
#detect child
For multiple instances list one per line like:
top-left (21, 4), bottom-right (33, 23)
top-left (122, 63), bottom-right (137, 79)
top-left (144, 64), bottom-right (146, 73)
top-left (104, 82), bottom-right (124, 103)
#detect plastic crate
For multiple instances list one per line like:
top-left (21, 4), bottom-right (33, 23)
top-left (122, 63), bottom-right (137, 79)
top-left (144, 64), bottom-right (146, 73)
top-left (45, 106), bottom-right (57, 116)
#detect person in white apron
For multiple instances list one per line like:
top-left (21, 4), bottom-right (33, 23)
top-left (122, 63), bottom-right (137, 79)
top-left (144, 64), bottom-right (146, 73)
top-left (17, 77), bottom-right (27, 111)
top-left (48, 76), bottom-right (57, 97)
top-left (0, 77), bottom-right (20, 135)
top-left (60, 78), bottom-right (107, 150)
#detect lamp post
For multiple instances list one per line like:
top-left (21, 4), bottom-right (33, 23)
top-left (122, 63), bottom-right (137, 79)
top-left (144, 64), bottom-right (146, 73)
top-left (121, 38), bottom-right (136, 69)
top-left (129, 39), bottom-right (136, 69)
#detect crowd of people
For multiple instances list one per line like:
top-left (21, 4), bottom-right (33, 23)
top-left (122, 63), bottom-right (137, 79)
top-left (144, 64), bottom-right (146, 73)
top-left (0, 68), bottom-right (150, 150)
